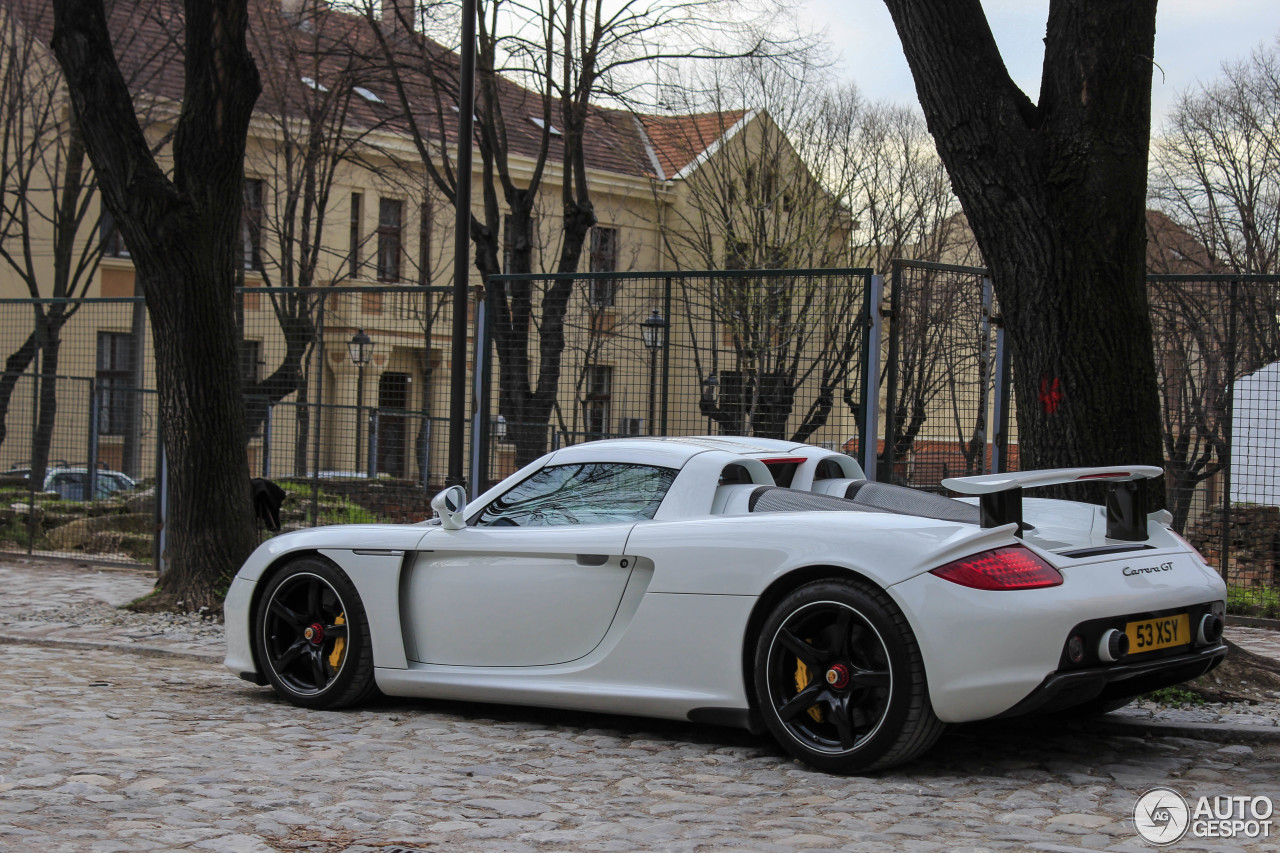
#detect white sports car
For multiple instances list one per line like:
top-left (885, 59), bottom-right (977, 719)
top-left (224, 436), bottom-right (1228, 773)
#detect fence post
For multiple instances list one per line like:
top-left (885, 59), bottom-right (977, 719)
top-left (990, 314), bottom-right (1012, 474)
top-left (421, 419), bottom-right (432, 491)
top-left (880, 266), bottom-right (900, 484)
top-left (862, 274), bottom-right (883, 481)
top-left (25, 344), bottom-right (40, 554)
top-left (154, 438), bottom-right (168, 577)
top-left (87, 380), bottom-right (99, 501)
top-left (310, 294), bottom-right (327, 526)
top-left (1220, 280), bottom-right (1238, 586)
top-left (261, 403), bottom-right (273, 480)
top-left (470, 289), bottom-right (491, 492)
top-left (977, 277), bottom-right (993, 474)
top-left (368, 410), bottom-right (379, 480)
top-left (661, 276), bottom-right (672, 437)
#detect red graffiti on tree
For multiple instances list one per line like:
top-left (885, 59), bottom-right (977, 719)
top-left (1039, 376), bottom-right (1063, 414)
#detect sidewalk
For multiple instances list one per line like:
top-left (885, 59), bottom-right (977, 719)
top-left (1, 555), bottom-right (1278, 735)
top-left (0, 557), bottom-right (221, 661)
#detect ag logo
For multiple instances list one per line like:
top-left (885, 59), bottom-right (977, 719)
top-left (1134, 787), bottom-right (1190, 844)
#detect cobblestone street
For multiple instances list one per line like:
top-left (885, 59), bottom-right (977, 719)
top-left (4, 560), bottom-right (1280, 852)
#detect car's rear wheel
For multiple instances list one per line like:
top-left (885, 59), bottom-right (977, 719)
top-left (754, 578), bottom-right (945, 773)
top-left (253, 556), bottom-right (378, 709)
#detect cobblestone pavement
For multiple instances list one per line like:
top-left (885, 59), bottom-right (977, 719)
top-left (4, 643), bottom-right (1280, 853)
top-left (3, 558), bottom-right (1280, 852)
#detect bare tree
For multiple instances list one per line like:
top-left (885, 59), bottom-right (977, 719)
top-left (366, 0), bottom-right (774, 467)
top-left (0, 1), bottom-right (164, 483)
top-left (51, 0), bottom-right (261, 609)
top-left (643, 58), bottom-right (862, 440)
top-left (243, 0), bottom-right (411, 474)
top-left (1147, 42), bottom-right (1280, 527)
top-left (1150, 39), bottom-right (1280, 277)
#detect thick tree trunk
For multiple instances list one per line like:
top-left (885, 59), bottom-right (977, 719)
top-left (881, 0), bottom-right (1165, 498)
top-left (52, 0), bottom-right (261, 608)
top-left (147, 254), bottom-right (254, 603)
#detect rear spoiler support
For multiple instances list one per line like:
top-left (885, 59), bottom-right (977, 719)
top-left (943, 466), bottom-right (1164, 541)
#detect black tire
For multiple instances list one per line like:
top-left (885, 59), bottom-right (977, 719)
top-left (753, 578), bottom-right (945, 773)
top-left (253, 556), bottom-right (379, 709)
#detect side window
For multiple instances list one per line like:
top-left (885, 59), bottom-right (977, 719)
top-left (474, 463), bottom-right (676, 527)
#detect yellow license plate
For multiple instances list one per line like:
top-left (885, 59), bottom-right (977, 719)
top-left (1126, 614), bottom-right (1191, 653)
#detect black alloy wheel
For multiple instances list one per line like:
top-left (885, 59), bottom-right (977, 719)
top-left (254, 556), bottom-right (378, 709)
top-left (754, 579), bottom-right (945, 773)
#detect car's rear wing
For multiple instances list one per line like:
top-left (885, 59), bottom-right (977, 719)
top-left (942, 466), bottom-right (1165, 541)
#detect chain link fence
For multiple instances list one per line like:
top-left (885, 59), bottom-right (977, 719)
top-left (1148, 276), bottom-right (1280, 619)
top-left (3, 271), bottom-right (1279, 620)
top-left (479, 269), bottom-right (874, 484)
top-left (877, 266), bottom-right (1280, 619)
top-left (881, 260), bottom-right (999, 490)
top-left (0, 287), bottom-right (465, 564)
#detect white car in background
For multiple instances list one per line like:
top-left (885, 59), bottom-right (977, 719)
top-left (7, 465), bottom-right (138, 501)
top-left (224, 436), bottom-right (1227, 773)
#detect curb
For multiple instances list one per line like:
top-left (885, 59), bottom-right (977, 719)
top-left (0, 632), bottom-right (221, 664)
top-left (1075, 713), bottom-right (1280, 744)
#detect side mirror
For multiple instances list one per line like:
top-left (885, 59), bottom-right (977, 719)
top-left (430, 484), bottom-right (468, 530)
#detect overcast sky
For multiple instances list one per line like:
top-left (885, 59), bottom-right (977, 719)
top-left (798, 0), bottom-right (1280, 127)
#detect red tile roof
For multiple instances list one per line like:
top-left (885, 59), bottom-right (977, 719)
top-left (4, 0), bottom-right (739, 184)
top-left (637, 110), bottom-right (748, 178)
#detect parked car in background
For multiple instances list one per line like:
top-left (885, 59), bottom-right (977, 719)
top-left (6, 465), bottom-right (138, 501)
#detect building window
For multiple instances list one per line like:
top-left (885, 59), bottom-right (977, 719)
top-left (377, 197), bottom-right (403, 282)
top-left (243, 178), bottom-right (264, 271)
top-left (588, 226), bottom-right (618, 306)
top-left (99, 210), bottom-right (129, 259)
top-left (349, 193), bottom-right (362, 280)
top-left (96, 332), bottom-right (133, 436)
top-left (583, 364), bottom-right (612, 437)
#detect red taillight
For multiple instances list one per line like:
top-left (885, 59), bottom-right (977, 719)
top-left (930, 545), bottom-right (1063, 590)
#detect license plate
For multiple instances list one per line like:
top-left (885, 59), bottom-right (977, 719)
top-left (1126, 614), bottom-right (1190, 653)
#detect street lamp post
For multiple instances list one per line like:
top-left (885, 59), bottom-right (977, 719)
top-left (348, 329), bottom-right (374, 476)
top-left (640, 309), bottom-right (667, 436)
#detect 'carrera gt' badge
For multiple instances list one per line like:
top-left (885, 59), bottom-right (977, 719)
top-left (1123, 562), bottom-right (1174, 577)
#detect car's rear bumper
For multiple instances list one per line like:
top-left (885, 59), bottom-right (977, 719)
top-left (995, 642), bottom-right (1227, 718)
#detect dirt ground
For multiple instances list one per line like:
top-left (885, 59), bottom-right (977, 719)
top-left (1190, 638), bottom-right (1280, 702)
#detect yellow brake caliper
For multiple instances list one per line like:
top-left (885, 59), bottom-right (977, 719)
top-left (328, 613), bottom-right (346, 670)
top-left (794, 648), bottom-right (824, 723)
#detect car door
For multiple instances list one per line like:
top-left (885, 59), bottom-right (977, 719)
top-left (403, 461), bottom-right (676, 667)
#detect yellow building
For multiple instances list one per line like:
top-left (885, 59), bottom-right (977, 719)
top-left (0, 0), bottom-right (860, 492)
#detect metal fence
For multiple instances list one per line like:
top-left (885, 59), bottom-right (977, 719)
top-left (876, 264), bottom-right (1280, 618)
top-left (478, 269), bottom-right (875, 484)
top-left (0, 286), bottom-right (466, 564)
top-left (1147, 276), bottom-right (1280, 619)
top-left (2, 270), bottom-right (1278, 620)
top-left (880, 260), bottom-right (1003, 489)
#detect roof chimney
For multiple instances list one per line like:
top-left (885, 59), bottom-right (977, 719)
top-left (381, 0), bottom-right (411, 34)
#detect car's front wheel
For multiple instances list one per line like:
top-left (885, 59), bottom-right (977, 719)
top-left (253, 556), bottom-right (378, 709)
top-left (754, 578), bottom-right (945, 773)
